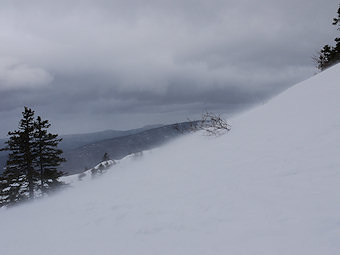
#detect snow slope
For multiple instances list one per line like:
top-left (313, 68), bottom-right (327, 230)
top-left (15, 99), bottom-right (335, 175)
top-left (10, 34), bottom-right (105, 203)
top-left (1, 65), bottom-right (340, 255)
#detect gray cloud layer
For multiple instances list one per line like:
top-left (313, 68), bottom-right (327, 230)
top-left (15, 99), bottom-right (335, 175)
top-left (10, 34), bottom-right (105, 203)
top-left (0, 0), bottom-right (338, 136)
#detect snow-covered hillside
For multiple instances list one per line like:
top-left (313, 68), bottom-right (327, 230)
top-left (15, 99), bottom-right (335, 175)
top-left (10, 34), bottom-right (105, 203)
top-left (1, 65), bottom-right (340, 255)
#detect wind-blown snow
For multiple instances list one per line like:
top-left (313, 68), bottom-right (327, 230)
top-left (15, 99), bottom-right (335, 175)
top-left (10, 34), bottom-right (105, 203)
top-left (1, 65), bottom-right (340, 254)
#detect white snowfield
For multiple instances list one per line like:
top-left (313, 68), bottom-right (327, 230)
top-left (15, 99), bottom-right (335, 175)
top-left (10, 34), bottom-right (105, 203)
top-left (1, 65), bottom-right (340, 255)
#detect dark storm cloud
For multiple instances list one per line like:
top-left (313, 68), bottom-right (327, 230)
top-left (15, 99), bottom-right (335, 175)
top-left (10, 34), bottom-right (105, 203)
top-left (0, 0), bottom-right (339, 136)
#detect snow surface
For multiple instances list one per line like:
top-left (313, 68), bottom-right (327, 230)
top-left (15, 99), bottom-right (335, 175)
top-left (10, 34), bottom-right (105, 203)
top-left (1, 65), bottom-right (340, 254)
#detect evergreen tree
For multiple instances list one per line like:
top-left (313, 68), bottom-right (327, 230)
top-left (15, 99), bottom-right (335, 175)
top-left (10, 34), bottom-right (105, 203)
top-left (0, 107), bottom-right (37, 205)
top-left (0, 107), bottom-right (66, 207)
top-left (34, 116), bottom-right (66, 194)
top-left (19, 107), bottom-right (37, 199)
top-left (315, 5), bottom-right (340, 70)
top-left (316, 41), bottom-right (340, 70)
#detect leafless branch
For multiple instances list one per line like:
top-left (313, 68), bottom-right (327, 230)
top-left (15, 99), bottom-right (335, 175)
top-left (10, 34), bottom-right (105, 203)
top-left (197, 111), bottom-right (231, 136)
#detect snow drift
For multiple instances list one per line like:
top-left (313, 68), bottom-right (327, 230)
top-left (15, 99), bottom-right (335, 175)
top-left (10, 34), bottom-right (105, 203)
top-left (1, 65), bottom-right (340, 255)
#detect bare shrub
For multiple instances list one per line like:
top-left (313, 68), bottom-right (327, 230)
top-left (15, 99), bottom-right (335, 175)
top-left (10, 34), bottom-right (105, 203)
top-left (195, 111), bottom-right (231, 136)
top-left (172, 111), bottom-right (231, 136)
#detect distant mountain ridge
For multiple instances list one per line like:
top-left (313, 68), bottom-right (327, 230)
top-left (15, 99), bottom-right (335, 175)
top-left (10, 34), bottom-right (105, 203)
top-left (58, 124), bottom-right (164, 151)
top-left (59, 121), bottom-right (194, 174)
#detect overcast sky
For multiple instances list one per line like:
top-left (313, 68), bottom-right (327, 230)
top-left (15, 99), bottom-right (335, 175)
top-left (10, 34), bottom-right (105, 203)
top-left (0, 0), bottom-right (338, 137)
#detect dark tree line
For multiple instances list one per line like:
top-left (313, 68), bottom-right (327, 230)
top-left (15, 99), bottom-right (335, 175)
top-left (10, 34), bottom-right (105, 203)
top-left (314, 4), bottom-right (340, 70)
top-left (0, 107), bottom-right (65, 207)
